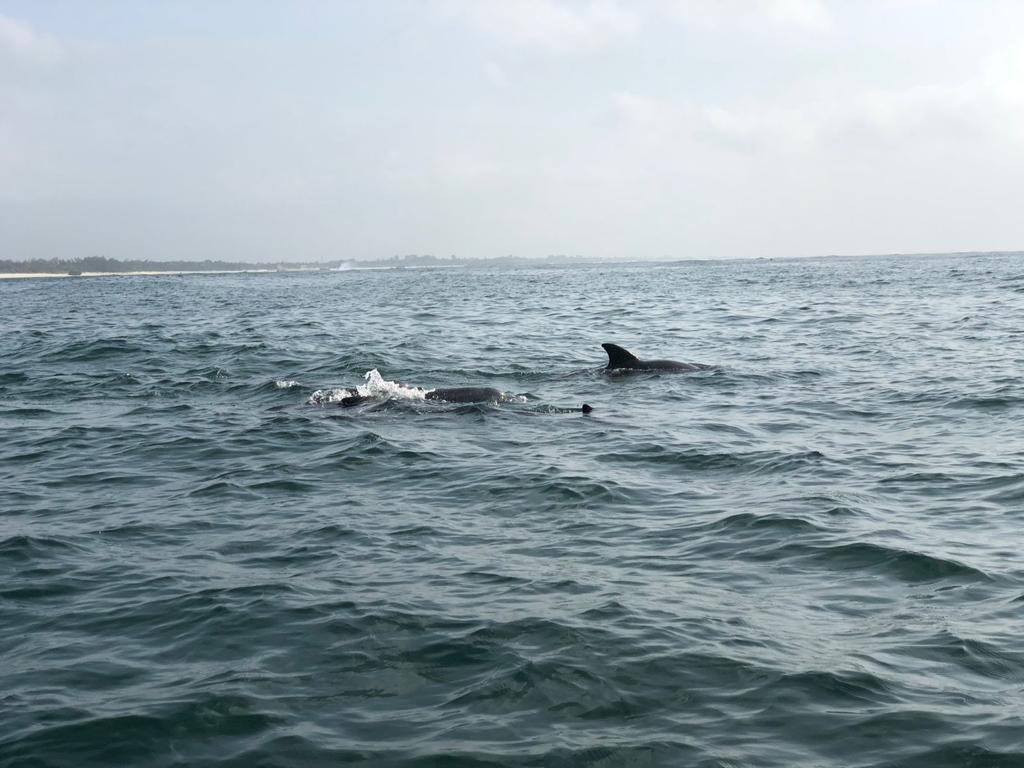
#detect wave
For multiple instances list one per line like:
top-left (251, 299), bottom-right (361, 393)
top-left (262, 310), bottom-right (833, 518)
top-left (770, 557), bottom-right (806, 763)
top-left (799, 541), bottom-right (991, 583)
top-left (0, 533), bottom-right (84, 564)
top-left (757, 667), bottom-right (899, 708)
top-left (707, 510), bottom-right (825, 535)
top-left (0, 406), bottom-right (57, 418)
top-left (41, 338), bottom-right (150, 363)
top-left (598, 443), bottom-right (830, 475)
top-left (906, 628), bottom-right (1024, 680)
top-left (0, 371), bottom-right (29, 386)
top-left (0, 696), bottom-right (282, 766)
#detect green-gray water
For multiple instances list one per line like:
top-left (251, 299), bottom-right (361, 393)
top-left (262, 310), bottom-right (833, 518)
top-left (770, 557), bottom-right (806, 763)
top-left (2, 255), bottom-right (1023, 767)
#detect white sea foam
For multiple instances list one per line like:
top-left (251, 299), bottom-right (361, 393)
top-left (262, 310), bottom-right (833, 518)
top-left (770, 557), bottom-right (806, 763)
top-left (307, 387), bottom-right (353, 405)
top-left (307, 369), bottom-right (428, 406)
top-left (274, 379), bottom-right (301, 389)
top-left (358, 369), bottom-right (427, 400)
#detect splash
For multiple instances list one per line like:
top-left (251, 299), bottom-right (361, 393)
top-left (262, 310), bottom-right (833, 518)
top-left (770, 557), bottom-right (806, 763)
top-left (307, 388), bottom-right (351, 405)
top-left (358, 369), bottom-right (427, 401)
top-left (307, 369), bottom-right (427, 405)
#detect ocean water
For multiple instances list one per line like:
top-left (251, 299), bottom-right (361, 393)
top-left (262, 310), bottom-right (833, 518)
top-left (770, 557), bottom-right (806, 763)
top-left (2, 255), bottom-right (1023, 767)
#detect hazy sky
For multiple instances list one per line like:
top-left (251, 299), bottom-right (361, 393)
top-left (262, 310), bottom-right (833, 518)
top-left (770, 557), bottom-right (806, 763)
top-left (2, 1), bottom-right (1023, 262)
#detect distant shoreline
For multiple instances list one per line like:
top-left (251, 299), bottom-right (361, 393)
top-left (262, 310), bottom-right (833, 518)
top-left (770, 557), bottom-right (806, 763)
top-left (0, 265), bottom-right (469, 280)
top-left (2, 250), bottom-right (1021, 281)
top-left (0, 269), bottom-right (279, 280)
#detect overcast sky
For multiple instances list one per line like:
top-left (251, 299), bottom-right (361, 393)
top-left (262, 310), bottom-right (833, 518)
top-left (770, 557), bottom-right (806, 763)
top-left (2, 1), bottom-right (1023, 262)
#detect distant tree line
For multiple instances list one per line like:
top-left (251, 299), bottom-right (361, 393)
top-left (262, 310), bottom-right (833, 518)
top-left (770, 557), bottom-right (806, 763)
top-left (0, 256), bottom-right (273, 274)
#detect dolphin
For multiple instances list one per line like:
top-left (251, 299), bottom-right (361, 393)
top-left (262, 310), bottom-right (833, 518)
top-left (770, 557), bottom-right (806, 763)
top-left (340, 385), bottom-right (503, 407)
top-left (325, 368), bottom-right (592, 412)
top-left (338, 385), bottom-right (592, 413)
top-left (602, 342), bottom-right (711, 373)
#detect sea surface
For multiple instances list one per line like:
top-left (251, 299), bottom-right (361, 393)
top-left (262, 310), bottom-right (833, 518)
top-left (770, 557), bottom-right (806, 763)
top-left (2, 255), bottom-right (1023, 767)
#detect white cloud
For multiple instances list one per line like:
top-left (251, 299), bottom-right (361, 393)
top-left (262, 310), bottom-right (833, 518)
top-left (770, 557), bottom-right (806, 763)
top-left (483, 60), bottom-right (509, 88)
top-left (982, 45), bottom-right (1024, 143)
top-left (439, 0), bottom-right (640, 54)
top-left (765, 0), bottom-right (831, 30)
top-left (0, 14), bottom-right (62, 66)
top-left (612, 32), bottom-right (1024, 161)
top-left (663, 0), bottom-right (832, 32)
top-left (611, 91), bottom-right (817, 156)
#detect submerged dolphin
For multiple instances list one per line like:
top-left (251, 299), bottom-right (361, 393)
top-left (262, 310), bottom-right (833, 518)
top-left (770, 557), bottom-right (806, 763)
top-left (322, 369), bottom-right (591, 412)
top-left (602, 342), bottom-right (711, 373)
top-left (338, 384), bottom-right (591, 412)
top-left (426, 386), bottom-right (504, 403)
top-left (339, 386), bottom-right (503, 407)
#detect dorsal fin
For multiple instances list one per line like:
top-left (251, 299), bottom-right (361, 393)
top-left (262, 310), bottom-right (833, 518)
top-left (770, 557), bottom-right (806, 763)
top-left (602, 343), bottom-right (641, 369)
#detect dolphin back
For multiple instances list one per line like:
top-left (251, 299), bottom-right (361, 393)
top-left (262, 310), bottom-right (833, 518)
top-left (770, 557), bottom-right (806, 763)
top-left (602, 342), bottom-right (710, 372)
top-left (602, 343), bottom-right (642, 369)
top-left (425, 387), bottom-right (503, 403)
